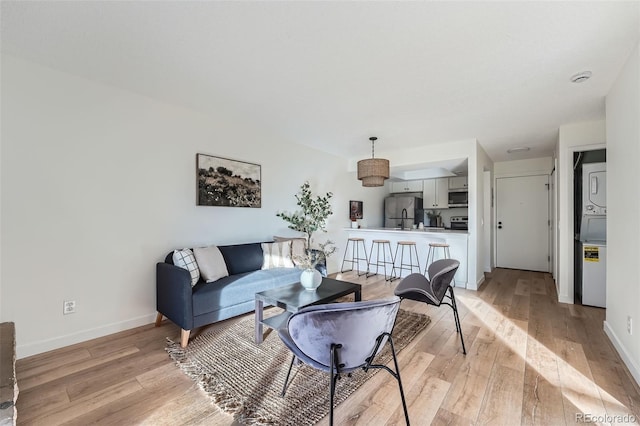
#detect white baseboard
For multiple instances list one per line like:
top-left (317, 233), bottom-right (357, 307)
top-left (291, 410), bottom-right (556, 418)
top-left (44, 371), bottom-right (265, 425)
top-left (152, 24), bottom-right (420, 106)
top-left (603, 320), bottom-right (640, 387)
top-left (16, 313), bottom-right (158, 359)
top-left (476, 275), bottom-right (485, 287)
top-left (558, 294), bottom-right (573, 304)
top-left (456, 274), bottom-right (484, 291)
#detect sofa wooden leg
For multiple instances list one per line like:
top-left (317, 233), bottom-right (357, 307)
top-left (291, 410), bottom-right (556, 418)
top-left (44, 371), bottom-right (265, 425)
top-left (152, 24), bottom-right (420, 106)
top-left (181, 329), bottom-right (191, 348)
top-left (155, 313), bottom-right (163, 327)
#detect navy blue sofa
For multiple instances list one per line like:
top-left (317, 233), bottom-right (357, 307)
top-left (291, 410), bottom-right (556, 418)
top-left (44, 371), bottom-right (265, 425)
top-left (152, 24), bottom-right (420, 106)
top-left (155, 242), bottom-right (326, 347)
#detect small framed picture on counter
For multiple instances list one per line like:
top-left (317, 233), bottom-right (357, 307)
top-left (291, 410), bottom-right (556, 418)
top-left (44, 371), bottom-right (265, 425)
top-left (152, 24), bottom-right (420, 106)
top-left (350, 200), bottom-right (363, 220)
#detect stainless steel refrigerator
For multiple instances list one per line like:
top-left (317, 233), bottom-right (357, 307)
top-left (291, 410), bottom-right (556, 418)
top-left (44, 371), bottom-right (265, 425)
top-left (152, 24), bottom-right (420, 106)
top-left (384, 196), bottom-right (423, 228)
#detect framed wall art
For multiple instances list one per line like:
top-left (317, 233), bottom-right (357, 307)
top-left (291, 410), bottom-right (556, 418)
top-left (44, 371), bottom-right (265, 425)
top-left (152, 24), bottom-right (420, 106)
top-left (196, 154), bottom-right (261, 208)
top-left (349, 200), bottom-right (363, 220)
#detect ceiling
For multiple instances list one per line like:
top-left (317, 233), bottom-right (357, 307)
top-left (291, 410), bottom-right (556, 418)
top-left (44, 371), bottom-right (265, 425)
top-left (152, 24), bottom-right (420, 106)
top-left (2, 1), bottom-right (639, 166)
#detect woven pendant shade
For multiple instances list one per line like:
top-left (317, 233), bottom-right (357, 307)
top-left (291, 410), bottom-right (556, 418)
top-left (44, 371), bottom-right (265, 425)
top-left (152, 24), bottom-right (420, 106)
top-left (357, 158), bottom-right (390, 187)
top-left (357, 136), bottom-right (390, 187)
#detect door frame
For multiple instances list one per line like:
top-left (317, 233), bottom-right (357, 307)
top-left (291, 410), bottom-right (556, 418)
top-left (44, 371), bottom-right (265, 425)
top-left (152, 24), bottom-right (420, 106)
top-left (558, 143), bottom-right (606, 304)
top-left (551, 159), bottom-right (558, 280)
top-left (483, 170), bottom-right (493, 273)
top-left (493, 169), bottom-right (552, 273)
top-left (495, 174), bottom-right (550, 272)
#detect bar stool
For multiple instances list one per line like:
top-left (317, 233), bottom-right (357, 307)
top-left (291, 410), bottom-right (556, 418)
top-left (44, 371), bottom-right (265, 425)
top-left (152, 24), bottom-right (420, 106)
top-left (340, 237), bottom-right (368, 276)
top-left (366, 239), bottom-right (395, 281)
top-left (424, 242), bottom-right (451, 274)
top-left (391, 241), bottom-right (421, 280)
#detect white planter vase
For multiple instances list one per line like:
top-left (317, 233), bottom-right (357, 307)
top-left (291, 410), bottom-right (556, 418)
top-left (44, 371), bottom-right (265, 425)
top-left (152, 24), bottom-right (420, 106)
top-left (300, 268), bottom-right (322, 291)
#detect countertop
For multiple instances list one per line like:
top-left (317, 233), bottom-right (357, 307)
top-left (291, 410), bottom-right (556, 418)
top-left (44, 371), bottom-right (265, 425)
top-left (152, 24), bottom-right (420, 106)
top-left (345, 227), bottom-right (468, 235)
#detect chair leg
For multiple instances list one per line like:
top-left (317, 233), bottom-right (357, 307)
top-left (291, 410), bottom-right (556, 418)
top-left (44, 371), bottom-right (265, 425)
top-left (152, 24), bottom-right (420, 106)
top-left (329, 343), bottom-right (342, 426)
top-left (390, 244), bottom-right (400, 281)
top-left (424, 246), bottom-right (433, 275)
top-left (448, 286), bottom-right (461, 334)
top-left (384, 243), bottom-right (393, 281)
top-left (411, 244), bottom-right (421, 274)
top-left (356, 240), bottom-right (368, 276)
top-left (389, 335), bottom-right (411, 426)
top-left (366, 242), bottom-right (376, 277)
top-left (281, 355), bottom-right (296, 397)
top-left (448, 286), bottom-right (466, 355)
top-left (448, 297), bottom-right (461, 334)
top-left (329, 371), bottom-right (339, 426)
top-left (340, 241), bottom-right (349, 273)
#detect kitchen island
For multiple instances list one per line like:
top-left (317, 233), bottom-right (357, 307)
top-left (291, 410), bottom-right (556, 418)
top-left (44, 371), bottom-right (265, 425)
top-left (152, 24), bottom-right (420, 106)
top-left (344, 227), bottom-right (469, 287)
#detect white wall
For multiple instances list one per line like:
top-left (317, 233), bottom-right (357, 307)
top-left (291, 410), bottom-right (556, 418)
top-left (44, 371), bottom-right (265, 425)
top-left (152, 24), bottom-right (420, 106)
top-left (557, 121), bottom-right (606, 304)
top-left (483, 171), bottom-right (492, 273)
top-left (604, 41), bottom-right (640, 385)
top-left (494, 157), bottom-right (553, 178)
top-left (0, 55), bottom-right (388, 357)
top-left (473, 142), bottom-right (493, 288)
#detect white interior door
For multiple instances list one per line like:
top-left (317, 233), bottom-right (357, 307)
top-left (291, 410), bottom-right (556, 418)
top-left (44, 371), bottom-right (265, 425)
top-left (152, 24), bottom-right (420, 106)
top-left (496, 175), bottom-right (549, 272)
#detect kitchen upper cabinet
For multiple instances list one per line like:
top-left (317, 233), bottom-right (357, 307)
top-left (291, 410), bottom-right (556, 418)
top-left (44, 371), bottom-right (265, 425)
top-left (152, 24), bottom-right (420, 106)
top-left (449, 176), bottom-right (468, 190)
top-left (390, 180), bottom-right (423, 193)
top-left (423, 178), bottom-right (449, 209)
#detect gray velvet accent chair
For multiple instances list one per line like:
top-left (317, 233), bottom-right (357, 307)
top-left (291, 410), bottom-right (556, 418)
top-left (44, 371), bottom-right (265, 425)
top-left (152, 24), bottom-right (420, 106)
top-left (394, 258), bottom-right (466, 355)
top-left (278, 296), bottom-right (410, 425)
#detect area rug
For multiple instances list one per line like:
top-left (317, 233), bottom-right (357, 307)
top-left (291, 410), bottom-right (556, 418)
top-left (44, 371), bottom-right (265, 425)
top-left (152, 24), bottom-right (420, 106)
top-left (165, 309), bottom-right (430, 426)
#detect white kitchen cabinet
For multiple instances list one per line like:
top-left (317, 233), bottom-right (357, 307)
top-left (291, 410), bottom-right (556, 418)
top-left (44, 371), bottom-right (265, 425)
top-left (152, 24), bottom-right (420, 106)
top-left (423, 178), bottom-right (449, 209)
top-left (449, 176), bottom-right (468, 190)
top-left (390, 180), bottom-right (423, 193)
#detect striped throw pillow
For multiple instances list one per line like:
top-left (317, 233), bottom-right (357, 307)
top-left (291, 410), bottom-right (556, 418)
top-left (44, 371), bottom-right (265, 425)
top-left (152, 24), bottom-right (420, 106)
top-left (261, 241), bottom-right (295, 269)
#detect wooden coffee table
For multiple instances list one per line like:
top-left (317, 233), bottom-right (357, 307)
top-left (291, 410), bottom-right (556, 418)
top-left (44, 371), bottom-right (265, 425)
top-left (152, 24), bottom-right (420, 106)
top-left (254, 277), bottom-right (362, 343)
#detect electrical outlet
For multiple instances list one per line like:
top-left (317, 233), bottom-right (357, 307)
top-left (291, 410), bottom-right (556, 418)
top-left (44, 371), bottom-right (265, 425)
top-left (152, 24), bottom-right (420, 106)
top-left (628, 316), bottom-right (633, 335)
top-left (63, 300), bottom-right (76, 315)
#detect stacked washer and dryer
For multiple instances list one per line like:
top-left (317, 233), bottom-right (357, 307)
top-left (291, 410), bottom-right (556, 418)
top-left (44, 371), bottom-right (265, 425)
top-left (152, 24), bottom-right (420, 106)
top-left (578, 162), bottom-right (607, 308)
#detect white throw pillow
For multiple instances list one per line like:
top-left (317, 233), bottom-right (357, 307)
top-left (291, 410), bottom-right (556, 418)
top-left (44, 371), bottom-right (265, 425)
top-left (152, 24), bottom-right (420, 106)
top-left (273, 236), bottom-right (307, 265)
top-left (173, 249), bottom-right (200, 287)
top-left (193, 246), bottom-right (230, 283)
top-left (261, 241), bottom-right (295, 269)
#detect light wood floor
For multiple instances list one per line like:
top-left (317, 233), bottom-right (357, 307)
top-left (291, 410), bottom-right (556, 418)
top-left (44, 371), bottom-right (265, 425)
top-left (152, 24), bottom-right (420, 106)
top-left (16, 269), bottom-right (640, 425)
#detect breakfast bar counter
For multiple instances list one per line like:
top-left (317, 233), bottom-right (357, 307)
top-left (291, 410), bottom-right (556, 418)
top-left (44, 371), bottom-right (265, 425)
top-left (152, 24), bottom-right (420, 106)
top-left (350, 227), bottom-right (468, 236)
top-left (344, 227), bottom-right (469, 287)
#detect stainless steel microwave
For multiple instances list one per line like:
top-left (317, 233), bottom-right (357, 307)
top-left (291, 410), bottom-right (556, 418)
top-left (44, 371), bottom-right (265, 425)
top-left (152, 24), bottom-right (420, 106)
top-left (448, 190), bottom-right (468, 207)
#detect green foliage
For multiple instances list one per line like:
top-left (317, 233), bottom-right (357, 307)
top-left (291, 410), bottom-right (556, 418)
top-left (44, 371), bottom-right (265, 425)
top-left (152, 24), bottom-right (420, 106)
top-left (276, 181), bottom-right (334, 252)
top-left (426, 210), bottom-right (441, 219)
top-left (292, 241), bottom-right (337, 269)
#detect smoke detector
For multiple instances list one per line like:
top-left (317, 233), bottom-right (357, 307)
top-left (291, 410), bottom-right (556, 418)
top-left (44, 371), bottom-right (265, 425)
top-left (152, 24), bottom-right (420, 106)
top-left (571, 71), bottom-right (592, 83)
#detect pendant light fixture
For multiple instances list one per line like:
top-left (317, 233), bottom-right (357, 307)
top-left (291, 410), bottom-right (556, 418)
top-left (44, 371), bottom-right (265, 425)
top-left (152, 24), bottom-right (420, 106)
top-left (357, 136), bottom-right (390, 187)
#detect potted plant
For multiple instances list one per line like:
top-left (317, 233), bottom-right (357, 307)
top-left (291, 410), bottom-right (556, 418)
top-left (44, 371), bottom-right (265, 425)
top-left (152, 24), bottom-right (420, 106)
top-left (291, 240), bottom-right (337, 270)
top-left (277, 181), bottom-right (336, 290)
top-left (427, 210), bottom-right (441, 227)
